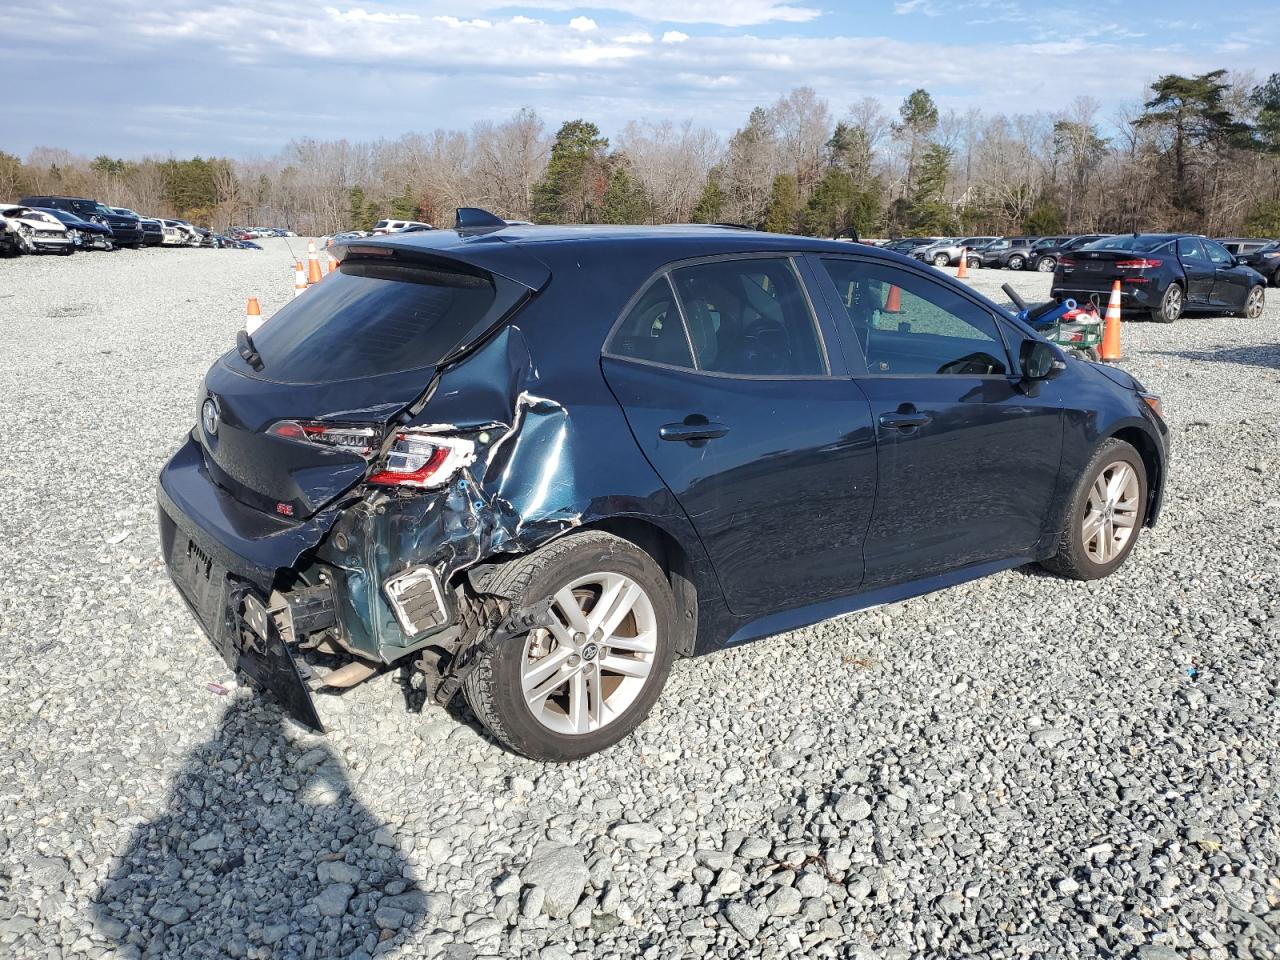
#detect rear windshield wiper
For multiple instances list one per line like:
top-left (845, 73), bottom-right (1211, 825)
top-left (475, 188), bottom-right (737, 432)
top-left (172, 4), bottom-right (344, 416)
top-left (237, 329), bottom-right (265, 371)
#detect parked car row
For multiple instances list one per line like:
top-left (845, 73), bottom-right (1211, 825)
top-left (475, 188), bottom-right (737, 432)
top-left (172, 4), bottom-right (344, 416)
top-left (0, 194), bottom-right (266, 258)
top-left (229, 226), bottom-right (298, 240)
top-left (874, 233), bottom-right (1280, 282)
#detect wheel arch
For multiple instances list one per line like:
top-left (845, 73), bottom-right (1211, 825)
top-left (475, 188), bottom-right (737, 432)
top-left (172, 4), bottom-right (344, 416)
top-left (1106, 424), bottom-right (1164, 527)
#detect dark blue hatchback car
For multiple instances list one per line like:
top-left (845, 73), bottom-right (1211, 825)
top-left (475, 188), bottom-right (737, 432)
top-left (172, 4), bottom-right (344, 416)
top-left (158, 210), bottom-right (1169, 759)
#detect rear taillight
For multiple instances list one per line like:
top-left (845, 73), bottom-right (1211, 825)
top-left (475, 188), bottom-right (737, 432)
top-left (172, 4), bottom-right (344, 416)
top-left (1058, 257), bottom-right (1076, 268)
top-left (268, 420), bottom-right (380, 458)
top-left (1115, 258), bottom-right (1162, 269)
top-left (368, 433), bottom-right (476, 488)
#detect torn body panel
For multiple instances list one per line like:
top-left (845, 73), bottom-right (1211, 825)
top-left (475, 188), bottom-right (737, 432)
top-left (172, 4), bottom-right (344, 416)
top-left (307, 324), bottom-right (708, 664)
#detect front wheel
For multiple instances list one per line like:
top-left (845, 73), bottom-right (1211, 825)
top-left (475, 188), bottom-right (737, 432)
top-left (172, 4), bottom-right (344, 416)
top-left (462, 531), bottom-right (677, 761)
top-left (933, 253), bottom-right (950, 268)
top-left (1150, 282), bottom-right (1183, 323)
top-left (1036, 256), bottom-right (1056, 273)
top-left (1008, 255), bottom-right (1025, 271)
top-left (1238, 285), bottom-right (1265, 319)
top-left (1041, 438), bottom-right (1147, 581)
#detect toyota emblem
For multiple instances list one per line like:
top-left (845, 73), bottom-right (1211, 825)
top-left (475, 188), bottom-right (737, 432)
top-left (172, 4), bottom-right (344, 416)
top-left (201, 398), bottom-right (220, 437)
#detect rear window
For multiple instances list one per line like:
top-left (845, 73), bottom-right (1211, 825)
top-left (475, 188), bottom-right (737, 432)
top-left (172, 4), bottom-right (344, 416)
top-left (243, 261), bottom-right (496, 383)
top-left (1085, 235), bottom-right (1173, 253)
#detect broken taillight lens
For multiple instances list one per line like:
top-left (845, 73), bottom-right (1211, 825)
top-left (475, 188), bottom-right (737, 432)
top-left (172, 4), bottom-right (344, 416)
top-left (267, 420), bottom-right (380, 458)
top-left (368, 433), bottom-right (476, 488)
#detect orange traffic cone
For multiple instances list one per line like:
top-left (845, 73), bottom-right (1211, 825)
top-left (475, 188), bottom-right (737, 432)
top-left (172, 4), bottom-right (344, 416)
top-left (293, 261), bottom-right (307, 298)
top-left (883, 284), bottom-right (902, 313)
top-left (306, 241), bottom-right (323, 286)
top-left (956, 247), bottom-right (969, 279)
top-left (245, 297), bottom-right (263, 334)
top-left (1101, 280), bottom-right (1122, 362)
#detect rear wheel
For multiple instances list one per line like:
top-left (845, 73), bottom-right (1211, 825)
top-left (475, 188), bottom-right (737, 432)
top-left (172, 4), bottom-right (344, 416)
top-left (1036, 256), bottom-right (1056, 273)
top-left (1042, 438), bottom-right (1147, 581)
top-left (462, 531), bottom-right (677, 761)
top-left (1239, 284), bottom-right (1265, 319)
top-left (1008, 255), bottom-right (1025, 270)
top-left (1150, 282), bottom-right (1183, 323)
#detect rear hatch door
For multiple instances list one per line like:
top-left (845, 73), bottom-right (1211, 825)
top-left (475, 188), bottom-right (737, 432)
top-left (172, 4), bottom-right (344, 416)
top-left (200, 242), bottom-right (547, 519)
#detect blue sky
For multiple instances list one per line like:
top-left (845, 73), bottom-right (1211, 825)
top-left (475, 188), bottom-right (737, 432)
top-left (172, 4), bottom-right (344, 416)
top-left (0, 0), bottom-right (1275, 157)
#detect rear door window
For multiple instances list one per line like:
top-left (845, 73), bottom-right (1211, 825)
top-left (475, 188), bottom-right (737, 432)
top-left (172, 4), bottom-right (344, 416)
top-left (668, 258), bottom-right (827, 377)
top-left (1178, 237), bottom-right (1207, 262)
top-left (606, 277), bottom-right (694, 369)
top-left (820, 258), bottom-right (1009, 377)
top-left (242, 261), bottom-right (497, 383)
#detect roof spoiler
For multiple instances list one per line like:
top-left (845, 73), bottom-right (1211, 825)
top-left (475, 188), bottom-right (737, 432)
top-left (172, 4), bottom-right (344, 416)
top-left (455, 207), bottom-right (509, 236)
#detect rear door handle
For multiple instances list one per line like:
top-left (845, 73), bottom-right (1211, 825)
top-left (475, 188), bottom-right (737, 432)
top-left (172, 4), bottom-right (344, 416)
top-left (879, 412), bottom-right (932, 430)
top-left (659, 420), bottom-right (729, 442)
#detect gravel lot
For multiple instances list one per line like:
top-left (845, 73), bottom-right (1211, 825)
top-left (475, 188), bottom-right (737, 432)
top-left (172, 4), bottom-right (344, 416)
top-left (1, 240), bottom-right (1278, 960)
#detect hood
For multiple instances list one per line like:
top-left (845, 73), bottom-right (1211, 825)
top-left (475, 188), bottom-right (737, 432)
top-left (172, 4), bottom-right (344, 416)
top-left (1085, 361), bottom-right (1146, 394)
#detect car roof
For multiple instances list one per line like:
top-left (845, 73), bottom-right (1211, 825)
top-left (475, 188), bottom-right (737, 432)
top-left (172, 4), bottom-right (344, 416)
top-left (336, 224), bottom-right (891, 292)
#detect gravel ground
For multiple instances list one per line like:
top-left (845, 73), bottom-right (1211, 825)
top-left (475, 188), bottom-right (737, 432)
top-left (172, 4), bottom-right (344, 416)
top-left (1, 241), bottom-right (1278, 960)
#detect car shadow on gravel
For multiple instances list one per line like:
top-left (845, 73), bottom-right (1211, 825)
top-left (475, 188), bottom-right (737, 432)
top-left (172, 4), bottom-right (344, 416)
top-left (1153, 345), bottom-right (1280, 369)
top-left (90, 703), bottom-right (427, 959)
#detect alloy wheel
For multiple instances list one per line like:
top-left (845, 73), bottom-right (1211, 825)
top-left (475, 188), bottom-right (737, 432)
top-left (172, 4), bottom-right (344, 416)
top-left (1245, 286), bottom-right (1265, 319)
top-left (933, 253), bottom-right (949, 267)
top-left (1082, 461), bottom-right (1140, 564)
top-left (1163, 284), bottom-right (1183, 321)
top-left (1037, 257), bottom-right (1055, 272)
top-left (1009, 255), bottom-right (1024, 270)
top-left (520, 572), bottom-right (657, 735)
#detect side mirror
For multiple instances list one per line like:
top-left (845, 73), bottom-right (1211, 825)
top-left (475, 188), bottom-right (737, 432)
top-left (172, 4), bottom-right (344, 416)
top-left (1020, 339), bottom-right (1067, 382)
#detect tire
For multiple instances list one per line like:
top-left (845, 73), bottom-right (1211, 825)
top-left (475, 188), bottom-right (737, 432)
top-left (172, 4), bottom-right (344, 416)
top-left (1041, 438), bottom-right (1147, 581)
top-left (1272, 268), bottom-right (1280, 288)
top-left (967, 257), bottom-right (980, 270)
top-left (1036, 256), bottom-right (1056, 273)
top-left (462, 531), bottom-right (677, 761)
top-left (1238, 284), bottom-right (1265, 319)
top-left (932, 253), bottom-right (950, 268)
top-left (1150, 282), bottom-right (1183, 323)
top-left (1008, 255), bottom-right (1025, 271)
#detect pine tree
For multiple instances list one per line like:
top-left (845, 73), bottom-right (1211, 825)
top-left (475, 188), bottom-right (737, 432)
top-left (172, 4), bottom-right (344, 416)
top-left (690, 174), bottom-right (724, 223)
top-left (600, 166), bottom-right (649, 224)
top-left (531, 120), bottom-right (609, 224)
top-left (763, 174), bottom-right (800, 234)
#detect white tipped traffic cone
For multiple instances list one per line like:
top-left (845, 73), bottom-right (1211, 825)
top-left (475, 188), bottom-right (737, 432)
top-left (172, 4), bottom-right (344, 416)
top-left (293, 261), bottom-right (307, 297)
top-left (306, 241), bottom-right (322, 286)
top-left (245, 297), bottom-right (263, 334)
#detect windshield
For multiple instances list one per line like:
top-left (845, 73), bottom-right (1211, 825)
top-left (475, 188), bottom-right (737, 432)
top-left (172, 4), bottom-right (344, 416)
top-left (242, 261), bottom-right (497, 383)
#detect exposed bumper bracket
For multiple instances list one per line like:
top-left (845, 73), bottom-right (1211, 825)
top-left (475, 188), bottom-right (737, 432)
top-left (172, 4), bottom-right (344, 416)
top-left (431, 597), bottom-right (557, 706)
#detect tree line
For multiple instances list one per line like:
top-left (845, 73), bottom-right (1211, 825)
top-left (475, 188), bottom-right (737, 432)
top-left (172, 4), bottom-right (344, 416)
top-left (4, 70), bottom-right (1279, 239)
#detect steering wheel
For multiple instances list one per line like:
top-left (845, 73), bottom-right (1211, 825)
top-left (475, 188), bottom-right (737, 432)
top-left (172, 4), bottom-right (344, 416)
top-left (936, 351), bottom-right (1003, 376)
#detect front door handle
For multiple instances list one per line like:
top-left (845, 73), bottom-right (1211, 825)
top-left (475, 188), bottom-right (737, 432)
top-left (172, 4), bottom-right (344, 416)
top-left (659, 418), bottom-right (729, 442)
top-left (879, 412), bottom-right (932, 430)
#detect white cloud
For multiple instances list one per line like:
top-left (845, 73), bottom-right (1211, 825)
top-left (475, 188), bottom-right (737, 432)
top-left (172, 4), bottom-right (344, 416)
top-left (569, 16), bottom-right (597, 31)
top-left (510, 15), bottom-right (542, 25)
top-left (615, 32), bottom-right (655, 44)
top-left (661, 30), bottom-right (690, 43)
top-left (434, 15), bottom-right (493, 29)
